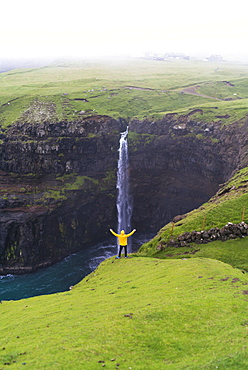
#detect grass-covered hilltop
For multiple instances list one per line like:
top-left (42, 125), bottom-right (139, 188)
top-left (2, 57), bottom-right (248, 125)
top-left (1, 57), bottom-right (248, 369)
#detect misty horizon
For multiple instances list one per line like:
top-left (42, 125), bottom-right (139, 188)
top-left (1, 0), bottom-right (247, 66)
top-left (1, 50), bottom-right (248, 74)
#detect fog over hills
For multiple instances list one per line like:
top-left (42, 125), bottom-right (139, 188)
top-left (0, 57), bottom-right (59, 73)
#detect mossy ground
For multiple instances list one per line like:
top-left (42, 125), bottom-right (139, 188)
top-left (141, 237), bottom-right (248, 272)
top-left (1, 257), bottom-right (248, 369)
top-left (1, 58), bottom-right (248, 125)
top-left (0, 172), bottom-right (103, 208)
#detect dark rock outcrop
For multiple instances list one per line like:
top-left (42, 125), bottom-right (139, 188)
top-left (0, 116), bottom-right (126, 274)
top-left (128, 115), bottom-right (248, 232)
top-left (0, 112), bottom-right (247, 274)
top-left (164, 222), bottom-right (248, 248)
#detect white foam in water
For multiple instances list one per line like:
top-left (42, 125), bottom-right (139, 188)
top-left (89, 250), bottom-right (115, 270)
top-left (0, 274), bottom-right (14, 280)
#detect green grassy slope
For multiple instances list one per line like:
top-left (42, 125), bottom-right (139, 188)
top-left (1, 58), bottom-right (248, 369)
top-left (1, 257), bottom-right (248, 369)
top-left (1, 58), bottom-right (248, 125)
top-left (138, 168), bottom-right (248, 271)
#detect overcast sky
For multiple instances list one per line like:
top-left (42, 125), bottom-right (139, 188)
top-left (1, 0), bottom-right (247, 61)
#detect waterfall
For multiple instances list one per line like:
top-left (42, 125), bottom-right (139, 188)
top-left (116, 127), bottom-right (132, 242)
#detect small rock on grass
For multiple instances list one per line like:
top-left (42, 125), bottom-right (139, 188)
top-left (124, 313), bottom-right (133, 318)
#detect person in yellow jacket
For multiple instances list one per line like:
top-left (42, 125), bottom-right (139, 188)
top-left (110, 228), bottom-right (136, 258)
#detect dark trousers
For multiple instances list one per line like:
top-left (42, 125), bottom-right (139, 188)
top-left (118, 245), bottom-right (127, 257)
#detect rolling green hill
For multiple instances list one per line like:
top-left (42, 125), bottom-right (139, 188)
top-left (1, 58), bottom-right (248, 369)
top-left (1, 163), bottom-right (248, 369)
top-left (1, 58), bottom-right (248, 125)
top-left (131, 133), bottom-right (248, 320)
top-left (138, 167), bottom-right (248, 271)
top-left (1, 257), bottom-right (248, 369)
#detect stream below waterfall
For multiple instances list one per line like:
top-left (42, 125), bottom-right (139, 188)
top-left (0, 234), bottom-right (153, 301)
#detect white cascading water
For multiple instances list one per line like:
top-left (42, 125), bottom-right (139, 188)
top-left (116, 127), bottom-right (132, 250)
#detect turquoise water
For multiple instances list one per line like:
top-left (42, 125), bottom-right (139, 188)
top-left (0, 239), bottom-right (117, 301)
top-left (0, 235), bottom-right (152, 301)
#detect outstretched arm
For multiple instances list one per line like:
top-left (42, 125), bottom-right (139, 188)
top-left (110, 229), bottom-right (119, 237)
top-left (126, 229), bottom-right (136, 237)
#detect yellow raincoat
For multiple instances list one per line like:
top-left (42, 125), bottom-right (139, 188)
top-left (110, 229), bottom-right (136, 245)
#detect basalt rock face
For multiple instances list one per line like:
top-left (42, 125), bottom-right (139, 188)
top-left (1, 115), bottom-right (125, 174)
top-left (0, 116), bottom-right (126, 274)
top-left (0, 113), bottom-right (247, 274)
top-left (128, 114), bottom-right (248, 232)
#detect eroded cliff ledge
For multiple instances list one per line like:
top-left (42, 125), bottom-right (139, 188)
top-left (0, 115), bottom-right (126, 274)
top-left (0, 112), bottom-right (247, 274)
top-left (129, 114), bottom-right (248, 231)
